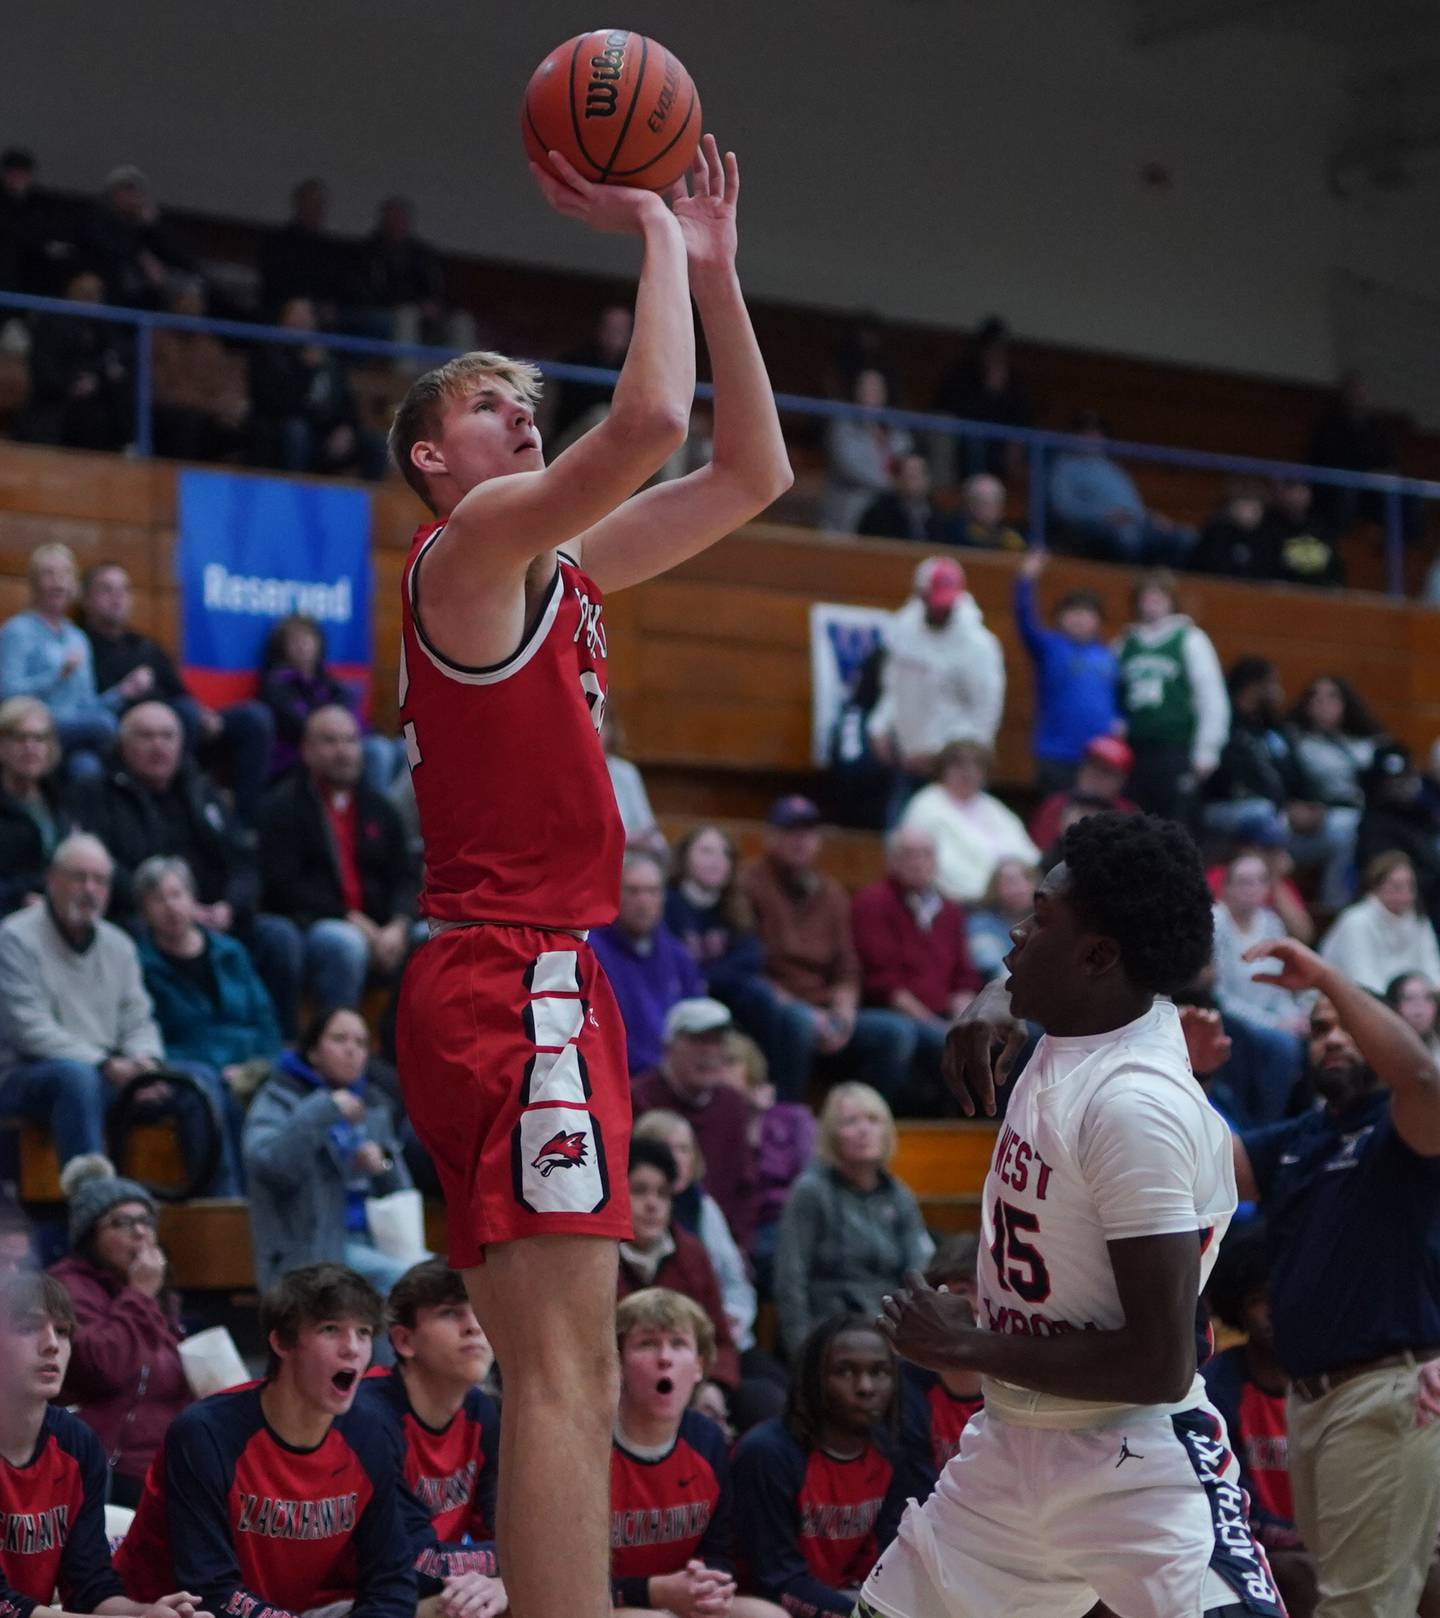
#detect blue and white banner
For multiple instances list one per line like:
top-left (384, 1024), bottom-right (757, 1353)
top-left (175, 470), bottom-right (372, 709)
top-left (808, 600), bottom-right (893, 765)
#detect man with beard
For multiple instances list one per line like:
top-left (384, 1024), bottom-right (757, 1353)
top-left (1232, 936), bottom-right (1440, 1618)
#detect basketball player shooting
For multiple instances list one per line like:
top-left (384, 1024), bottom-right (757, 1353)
top-left (864, 813), bottom-right (1285, 1618)
top-left (388, 135), bottom-right (790, 1618)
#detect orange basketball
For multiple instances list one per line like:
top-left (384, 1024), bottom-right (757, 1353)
top-left (522, 30), bottom-right (701, 192)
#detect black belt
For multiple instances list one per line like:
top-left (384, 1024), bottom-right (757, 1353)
top-left (1290, 1346), bottom-right (1440, 1403)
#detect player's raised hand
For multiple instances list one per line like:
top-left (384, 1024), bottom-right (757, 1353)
top-left (943, 977), bottom-right (1028, 1117)
top-left (529, 151), bottom-right (670, 236)
top-left (879, 1271), bottom-right (977, 1373)
top-left (1242, 935), bottom-right (1330, 993)
top-left (667, 133), bottom-right (738, 276)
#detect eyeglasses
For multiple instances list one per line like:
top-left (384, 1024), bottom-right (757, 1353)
top-left (100, 1213), bottom-right (155, 1234)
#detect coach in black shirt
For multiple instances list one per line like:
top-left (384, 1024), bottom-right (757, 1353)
top-left (1233, 936), bottom-right (1440, 1618)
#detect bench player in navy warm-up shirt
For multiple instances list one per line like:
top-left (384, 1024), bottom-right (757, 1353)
top-left (0, 1272), bottom-right (204, 1618)
top-left (114, 1265), bottom-right (416, 1618)
top-left (609, 1287), bottom-right (784, 1618)
top-left (732, 1317), bottom-right (905, 1618)
top-left (357, 1260), bottom-right (505, 1614)
top-left (896, 1237), bottom-right (985, 1504)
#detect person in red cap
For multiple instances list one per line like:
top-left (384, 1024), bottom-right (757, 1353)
top-left (868, 556), bottom-right (1005, 827)
top-left (1028, 736), bottom-right (1140, 854)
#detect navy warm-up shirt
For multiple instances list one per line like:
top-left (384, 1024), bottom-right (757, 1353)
top-left (610, 1408), bottom-right (734, 1607)
top-left (356, 1368), bottom-right (500, 1581)
top-left (113, 1383), bottom-right (416, 1618)
top-left (731, 1419), bottom-right (904, 1618)
top-left (1243, 1088), bottom-right (1440, 1378)
top-left (897, 1363), bottom-right (984, 1501)
top-left (0, 1406), bottom-right (125, 1618)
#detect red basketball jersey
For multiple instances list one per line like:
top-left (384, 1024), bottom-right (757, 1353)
top-left (399, 523), bottom-right (624, 929)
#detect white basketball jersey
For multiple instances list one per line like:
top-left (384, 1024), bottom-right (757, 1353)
top-left (976, 999), bottom-right (1236, 1429)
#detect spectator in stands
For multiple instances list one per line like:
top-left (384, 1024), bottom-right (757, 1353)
top-left (0, 144), bottom-right (68, 296)
top-left (150, 277), bottom-right (249, 462)
top-left (896, 1237), bottom-right (985, 1504)
top-left (732, 1315), bottom-right (905, 1615)
top-left (352, 195), bottom-right (446, 345)
top-left (1258, 478), bottom-right (1343, 589)
top-left (1188, 477), bottom-right (1267, 581)
top-left (932, 316), bottom-right (1033, 480)
top-left (1356, 742), bottom-right (1440, 924)
top-left (1204, 814), bottom-right (1316, 946)
top-left (591, 852), bottom-right (705, 1077)
top-left (664, 823), bottom-right (767, 1012)
top-left (114, 1264), bottom-right (417, 1612)
top-left (0, 834), bottom-right (237, 1184)
top-left (548, 302), bottom-right (633, 448)
top-left (82, 165), bottom-right (196, 310)
top-left (740, 796), bottom-right (914, 1102)
top-left (1212, 854), bottom-right (1310, 1035)
top-left (243, 1007), bottom-right (419, 1295)
top-left (258, 704), bottom-right (415, 1015)
top-left (601, 706), bottom-right (665, 853)
top-left (820, 368), bottom-right (912, 535)
top-left (1290, 674), bottom-right (1380, 828)
top-left (1027, 736), bottom-right (1137, 856)
top-left (80, 559), bottom-right (274, 824)
top-left (633, 1109), bottom-right (758, 1371)
top-left (773, 1083), bottom-right (933, 1358)
top-left (851, 825), bottom-right (980, 1114)
top-left (1319, 852), bottom-right (1440, 994)
top-left (1047, 409), bottom-right (1192, 562)
top-left (857, 452), bottom-right (956, 544)
top-left (248, 296), bottom-right (387, 479)
top-left (0, 543), bottom-right (117, 783)
top-left (0, 1197), bottom-right (32, 1273)
top-left (1205, 658), bottom-right (1357, 909)
top-left (135, 855), bottom-right (281, 1085)
top-left (1176, 971), bottom-right (1301, 1133)
top-left (1013, 550), bottom-right (1120, 793)
top-left (258, 177), bottom-right (353, 322)
top-left (965, 856), bottom-right (1039, 982)
top-left (1306, 370), bottom-right (1412, 538)
top-left (1232, 938), bottom-right (1440, 1618)
top-left (618, 1139), bottom-right (741, 1391)
top-left (259, 610), bottom-right (394, 787)
top-left (718, 1029), bottom-right (815, 1272)
top-left (1114, 569), bottom-right (1229, 820)
top-left (19, 268), bottom-right (134, 452)
top-left (831, 310), bottom-right (901, 402)
top-left (0, 695), bottom-right (71, 914)
top-left (954, 472), bottom-right (1026, 552)
top-left (1201, 1226), bottom-right (1315, 1618)
top-left (632, 999), bottom-right (757, 1249)
top-left (867, 555), bottom-right (1006, 823)
top-left (48, 1154), bottom-right (188, 1507)
top-left (899, 741), bottom-right (1039, 906)
top-left (1387, 971), bottom-right (1440, 1058)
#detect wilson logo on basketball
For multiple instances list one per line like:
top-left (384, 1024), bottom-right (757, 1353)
top-left (586, 31), bottom-right (628, 117)
top-left (532, 1129), bottom-right (590, 1176)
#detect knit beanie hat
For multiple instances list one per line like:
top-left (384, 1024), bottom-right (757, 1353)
top-left (58, 1154), bottom-right (156, 1249)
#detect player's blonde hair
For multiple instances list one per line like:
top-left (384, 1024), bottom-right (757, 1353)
top-left (388, 350), bottom-right (545, 511)
top-left (815, 1082), bottom-right (898, 1169)
top-left (616, 1287), bottom-right (716, 1372)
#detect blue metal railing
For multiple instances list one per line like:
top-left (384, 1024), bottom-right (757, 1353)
top-left (3, 287), bottom-right (1438, 596)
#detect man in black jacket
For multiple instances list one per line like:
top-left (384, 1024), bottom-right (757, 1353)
top-left (1203, 657), bottom-right (1359, 909)
top-left (258, 704), bottom-right (416, 1016)
top-left (71, 700), bottom-right (299, 1028)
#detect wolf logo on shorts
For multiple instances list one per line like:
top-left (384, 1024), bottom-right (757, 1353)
top-left (532, 1130), bottom-right (590, 1177)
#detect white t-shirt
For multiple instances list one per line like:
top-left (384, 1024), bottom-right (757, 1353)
top-left (976, 999), bottom-right (1235, 1429)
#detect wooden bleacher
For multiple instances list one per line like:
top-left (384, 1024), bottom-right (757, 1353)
top-left (3, 441), bottom-right (1440, 1278)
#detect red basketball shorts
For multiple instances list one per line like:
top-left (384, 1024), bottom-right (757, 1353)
top-left (396, 923), bottom-right (633, 1265)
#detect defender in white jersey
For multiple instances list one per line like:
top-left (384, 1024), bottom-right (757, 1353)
top-left (865, 813), bottom-right (1284, 1618)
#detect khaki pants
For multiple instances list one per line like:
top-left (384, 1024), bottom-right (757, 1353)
top-left (1288, 1359), bottom-right (1440, 1618)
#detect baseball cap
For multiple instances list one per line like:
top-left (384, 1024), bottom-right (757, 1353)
top-left (1231, 811), bottom-right (1287, 850)
top-left (768, 794), bottom-right (821, 829)
top-left (914, 555), bottom-right (966, 608)
top-left (663, 998), bottom-right (733, 1042)
top-left (1083, 736), bottom-right (1134, 775)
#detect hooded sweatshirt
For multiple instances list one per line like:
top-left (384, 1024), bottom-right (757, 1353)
top-left (868, 595), bottom-right (1005, 763)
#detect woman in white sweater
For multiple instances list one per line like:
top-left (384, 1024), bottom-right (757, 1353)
top-left (900, 740), bottom-right (1039, 905)
top-left (1319, 853), bottom-right (1440, 994)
